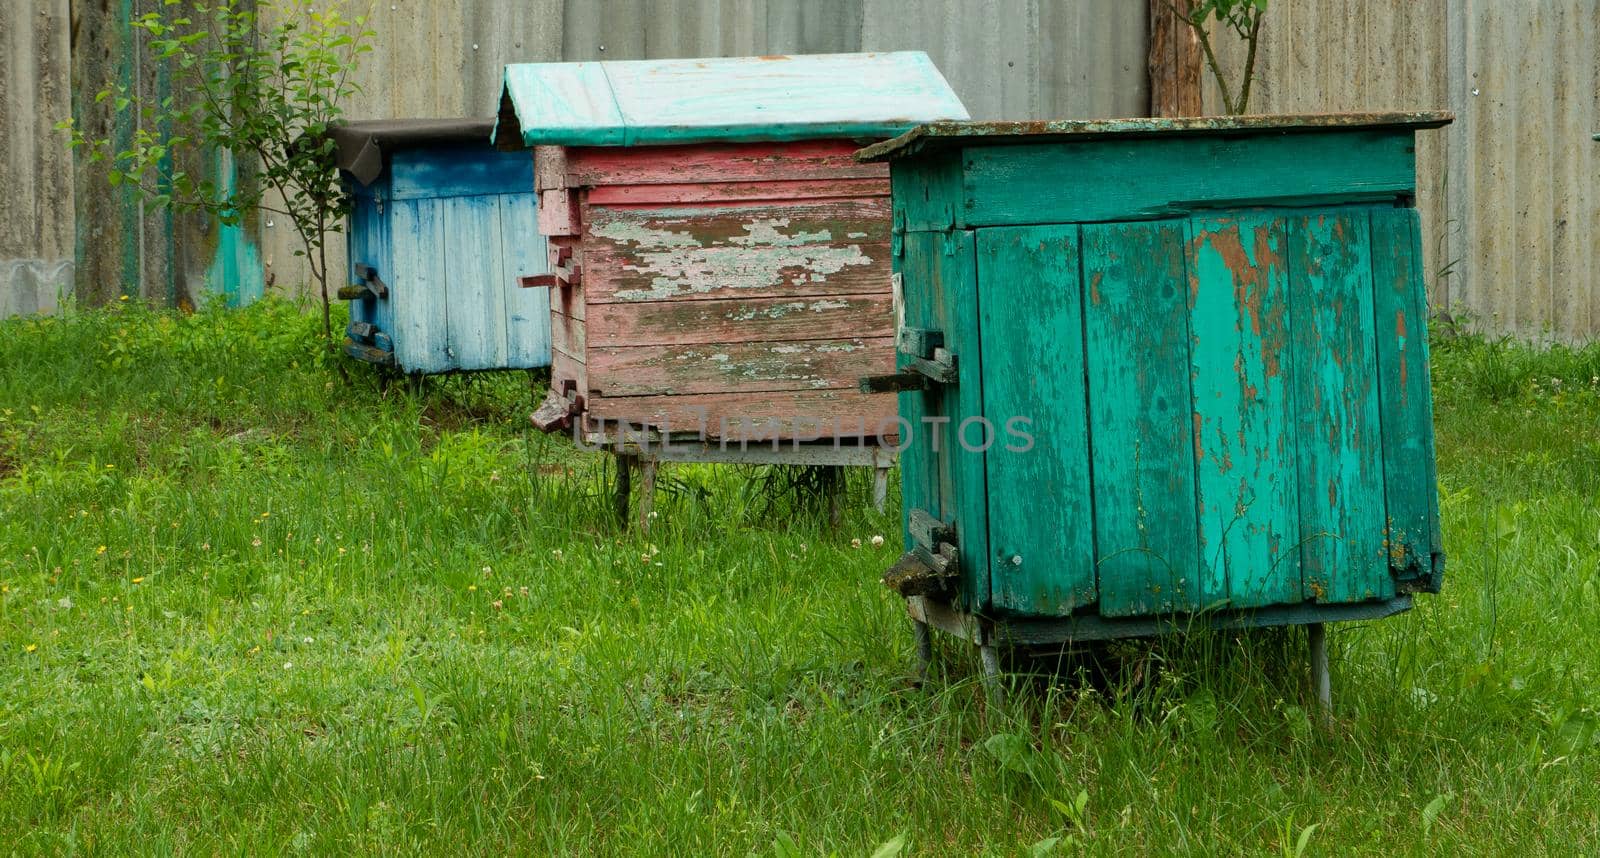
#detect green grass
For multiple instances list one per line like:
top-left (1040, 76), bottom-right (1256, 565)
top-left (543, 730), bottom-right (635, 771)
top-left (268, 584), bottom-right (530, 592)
top-left (1, 299), bottom-right (1597, 855)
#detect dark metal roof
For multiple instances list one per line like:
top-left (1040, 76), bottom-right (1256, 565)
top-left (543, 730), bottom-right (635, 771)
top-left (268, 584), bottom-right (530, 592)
top-left (854, 111), bottom-right (1456, 162)
top-left (327, 119), bottom-right (497, 185)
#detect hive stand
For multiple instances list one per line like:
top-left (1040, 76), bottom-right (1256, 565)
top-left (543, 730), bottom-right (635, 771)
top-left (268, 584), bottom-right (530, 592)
top-left (905, 595), bottom-right (1397, 710)
top-left (590, 428), bottom-right (895, 532)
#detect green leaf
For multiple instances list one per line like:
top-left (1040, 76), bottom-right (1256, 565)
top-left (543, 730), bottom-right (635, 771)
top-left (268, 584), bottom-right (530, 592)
top-left (983, 732), bottom-right (1034, 774)
top-left (869, 833), bottom-right (907, 858)
top-left (1293, 822), bottom-right (1319, 858)
top-left (1421, 792), bottom-right (1454, 836)
top-left (1028, 837), bottom-right (1062, 857)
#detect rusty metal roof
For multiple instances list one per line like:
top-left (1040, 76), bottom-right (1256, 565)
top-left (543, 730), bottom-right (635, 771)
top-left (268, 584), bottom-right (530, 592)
top-left (854, 111), bottom-right (1455, 162)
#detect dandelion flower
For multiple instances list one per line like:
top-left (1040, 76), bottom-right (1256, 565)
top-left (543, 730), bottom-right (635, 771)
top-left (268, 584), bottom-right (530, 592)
top-left (131, 577), bottom-right (145, 584)
top-left (24, 643), bottom-right (37, 653)
top-left (870, 535), bottom-right (885, 547)
top-left (468, 584), bottom-right (478, 592)
top-left (96, 545), bottom-right (107, 555)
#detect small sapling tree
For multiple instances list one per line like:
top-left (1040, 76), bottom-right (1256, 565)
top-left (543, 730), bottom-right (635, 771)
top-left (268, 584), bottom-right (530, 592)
top-left (1171, 0), bottom-right (1269, 115)
top-left (61, 0), bottom-right (374, 343)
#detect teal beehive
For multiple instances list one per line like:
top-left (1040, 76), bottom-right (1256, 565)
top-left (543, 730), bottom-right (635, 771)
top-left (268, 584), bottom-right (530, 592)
top-left (331, 119), bottom-right (550, 374)
top-left (857, 113), bottom-right (1452, 694)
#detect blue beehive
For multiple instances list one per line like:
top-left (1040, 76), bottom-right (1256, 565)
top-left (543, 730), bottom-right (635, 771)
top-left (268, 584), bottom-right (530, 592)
top-left (331, 119), bottom-right (550, 374)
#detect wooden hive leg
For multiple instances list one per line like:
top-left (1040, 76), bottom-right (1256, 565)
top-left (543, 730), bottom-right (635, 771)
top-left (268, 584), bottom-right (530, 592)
top-left (871, 465), bottom-right (890, 513)
top-left (613, 453), bottom-right (635, 527)
top-left (637, 459), bottom-right (659, 533)
top-left (912, 615), bottom-right (933, 682)
top-left (978, 639), bottom-right (1004, 704)
top-left (826, 465), bottom-right (845, 530)
top-left (1308, 622), bottom-right (1332, 722)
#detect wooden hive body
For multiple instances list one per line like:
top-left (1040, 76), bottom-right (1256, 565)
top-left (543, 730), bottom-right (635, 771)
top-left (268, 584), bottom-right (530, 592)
top-left (864, 113), bottom-right (1452, 629)
top-left (334, 120), bottom-right (551, 374)
top-left (492, 52), bottom-right (970, 447)
top-left (536, 140), bottom-right (898, 442)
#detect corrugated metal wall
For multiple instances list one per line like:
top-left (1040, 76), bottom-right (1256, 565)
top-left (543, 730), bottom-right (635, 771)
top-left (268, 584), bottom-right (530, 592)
top-left (254, 0), bottom-right (1148, 293)
top-left (1211, 0), bottom-right (1600, 341)
top-left (0, 0), bottom-right (74, 317)
top-left (7, 1), bottom-right (1598, 340)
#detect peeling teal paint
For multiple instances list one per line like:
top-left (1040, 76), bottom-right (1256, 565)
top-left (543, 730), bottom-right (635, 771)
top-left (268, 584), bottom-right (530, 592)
top-left (205, 149), bottom-right (265, 307)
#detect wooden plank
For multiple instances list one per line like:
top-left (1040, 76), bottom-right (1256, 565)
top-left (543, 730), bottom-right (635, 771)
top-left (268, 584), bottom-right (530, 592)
top-left (564, 140), bottom-right (886, 187)
top-left (498, 193), bottom-right (552, 369)
top-left (581, 198), bottom-right (893, 304)
top-left (588, 337), bottom-right (893, 397)
top-left (891, 149), bottom-right (963, 232)
top-left (551, 349), bottom-right (588, 404)
top-left (533, 146), bottom-right (567, 192)
top-left (928, 230), bottom-right (985, 614)
top-left (550, 309), bottom-right (586, 358)
top-left (894, 233), bottom-right (941, 595)
top-left (977, 225), bottom-right (1096, 616)
top-left (1370, 206), bottom-right (1442, 591)
top-left (538, 189), bottom-right (581, 237)
top-left (1287, 210), bottom-right (1391, 605)
top-left (389, 147), bottom-right (536, 201)
top-left (442, 196), bottom-right (510, 370)
top-left (1082, 220), bottom-right (1201, 616)
top-left (585, 294), bottom-right (893, 348)
top-left (1187, 214), bottom-right (1299, 610)
top-left (583, 388), bottom-right (900, 442)
top-left (585, 178), bottom-right (888, 207)
top-left (549, 239), bottom-right (586, 321)
top-left (962, 131), bottom-right (1417, 227)
top-left (388, 199), bottom-right (451, 373)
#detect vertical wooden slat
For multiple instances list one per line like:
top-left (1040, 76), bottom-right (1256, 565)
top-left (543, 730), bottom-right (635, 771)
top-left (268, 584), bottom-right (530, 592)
top-left (898, 229), bottom-right (989, 611)
top-left (1286, 210), bottom-right (1391, 605)
top-left (1187, 214), bottom-right (1297, 610)
top-left (1083, 220), bottom-right (1201, 616)
top-left (499, 193), bottom-right (551, 368)
top-left (977, 225), bottom-right (1095, 616)
top-left (1371, 207), bottom-right (1442, 590)
top-left (441, 196), bottom-right (509, 370)
top-left (390, 199), bottom-right (450, 373)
